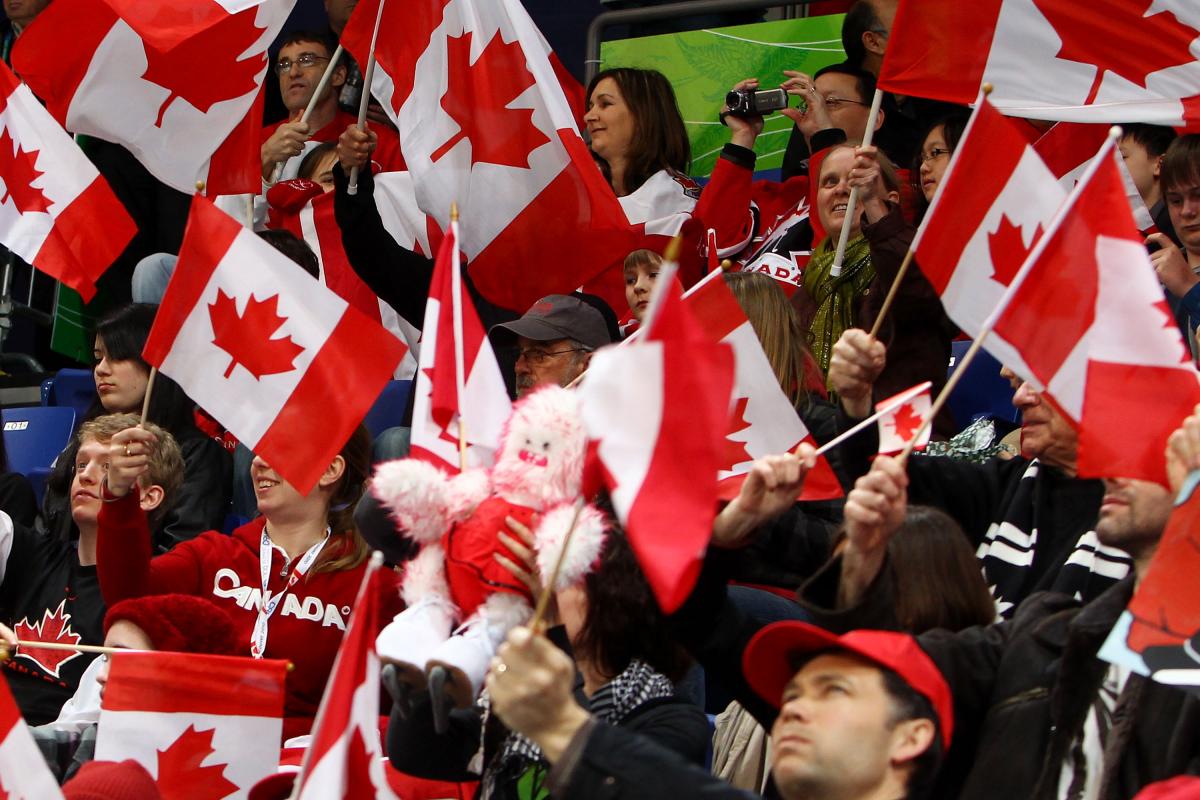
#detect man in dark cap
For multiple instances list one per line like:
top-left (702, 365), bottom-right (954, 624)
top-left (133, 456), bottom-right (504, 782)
top-left (489, 294), bottom-right (613, 398)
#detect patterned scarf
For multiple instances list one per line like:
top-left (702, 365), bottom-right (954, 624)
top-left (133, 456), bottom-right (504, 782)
top-left (480, 659), bottom-right (676, 800)
top-left (802, 234), bottom-right (874, 383)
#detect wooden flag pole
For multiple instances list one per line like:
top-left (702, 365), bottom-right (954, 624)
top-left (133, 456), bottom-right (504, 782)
top-left (867, 248), bottom-right (915, 339)
top-left (138, 366), bottom-right (157, 427)
top-left (896, 334), bottom-right (990, 464)
top-left (347, 0), bottom-right (387, 196)
top-left (528, 497), bottom-right (586, 634)
top-left (829, 88), bottom-right (884, 278)
top-left (268, 44), bottom-right (346, 185)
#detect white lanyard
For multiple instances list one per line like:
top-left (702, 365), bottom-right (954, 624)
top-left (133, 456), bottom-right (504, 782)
top-left (250, 528), bottom-right (329, 659)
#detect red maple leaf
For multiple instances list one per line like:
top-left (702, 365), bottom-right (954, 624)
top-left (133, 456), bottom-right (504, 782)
top-left (719, 396), bottom-right (755, 473)
top-left (208, 290), bottom-right (304, 380)
top-left (13, 600), bottom-right (82, 678)
top-left (987, 214), bottom-right (1040, 288)
top-left (155, 725), bottom-right (238, 800)
top-left (0, 129), bottom-right (50, 215)
top-left (141, 10), bottom-right (267, 127)
top-left (1033, 0), bottom-right (1200, 105)
top-left (889, 403), bottom-right (923, 444)
top-left (430, 31), bottom-right (550, 168)
top-left (342, 726), bottom-right (377, 800)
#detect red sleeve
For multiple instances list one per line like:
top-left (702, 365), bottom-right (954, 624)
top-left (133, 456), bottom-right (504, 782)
top-left (96, 488), bottom-right (209, 604)
top-left (692, 155), bottom-right (755, 260)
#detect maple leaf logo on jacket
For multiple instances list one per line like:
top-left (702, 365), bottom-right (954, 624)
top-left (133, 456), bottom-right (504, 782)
top-left (13, 600), bottom-right (82, 678)
top-left (987, 215), bottom-right (1041, 288)
top-left (430, 30), bottom-right (550, 168)
top-left (154, 725), bottom-right (238, 800)
top-left (1032, 0), bottom-right (1200, 104)
top-left (208, 290), bottom-right (304, 380)
top-left (0, 129), bottom-right (50, 214)
top-left (141, 9), bottom-right (267, 127)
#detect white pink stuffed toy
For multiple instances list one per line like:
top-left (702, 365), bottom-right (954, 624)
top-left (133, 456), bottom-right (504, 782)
top-left (371, 385), bottom-right (605, 726)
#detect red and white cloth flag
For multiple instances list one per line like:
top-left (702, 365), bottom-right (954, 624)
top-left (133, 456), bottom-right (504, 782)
top-left (410, 218), bottom-right (512, 472)
top-left (94, 652), bottom-right (287, 799)
top-left (683, 270), bottom-right (842, 501)
top-left (875, 381), bottom-right (933, 455)
top-left (578, 264), bottom-right (735, 613)
top-left (913, 94), bottom-right (1068, 373)
top-left (96, 0), bottom-right (276, 50)
top-left (143, 196), bottom-right (407, 493)
top-left (293, 555), bottom-right (398, 800)
top-left (268, 184), bottom-right (421, 379)
top-left (992, 137), bottom-right (1200, 486)
top-left (341, 0), bottom-right (637, 311)
top-left (0, 677), bottom-right (65, 799)
top-left (879, 0), bottom-right (1200, 128)
top-left (13, 0), bottom-right (294, 195)
top-left (0, 61), bottom-right (134, 302)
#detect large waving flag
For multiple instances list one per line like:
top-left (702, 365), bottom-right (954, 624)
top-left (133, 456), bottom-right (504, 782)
top-left (13, 0), bottom-right (295, 195)
top-left (879, 0), bottom-right (1200, 128)
top-left (410, 217), bottom-right (512, 472)
top-left (0, 61), bottom-right (135, 301)
top-left (341, 0), bottom-right (637, 311)
top-left (992, 136), bottom-right (1200, 486)
top-left (683, 270), bottom-right (842, 501)
top-left (144, 196), bottom-right (407, 493)
top-left (0, 677), bottom-right (65, 799)
top-left (94, 652), bottom-right (287, 799)
top-left (578, 264), bottom-right (735, 613)
top-left (293, 554), bottom-right (398, 799)
top-left (912, 94), bottom-right (1068, 375)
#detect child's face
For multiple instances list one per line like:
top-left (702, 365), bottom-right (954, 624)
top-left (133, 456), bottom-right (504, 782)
top-left (309, 151), bottom-right (338, 192)
top-left (1119, 136), bottom-right (1160, 206)
top-left (624, 261), bottom-right (660, 322)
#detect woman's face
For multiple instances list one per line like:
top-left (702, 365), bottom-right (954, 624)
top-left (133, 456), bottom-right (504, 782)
top-left (816, 148), bottom-right (860, 241)
top-left (919, 125), bottom-right (952, 202)
top-left (93, 335), bottom-right (150, 414)
top-left (624, 259), bottom-right (660, 322)
top-left (585, 77), bottom-right (635, 164)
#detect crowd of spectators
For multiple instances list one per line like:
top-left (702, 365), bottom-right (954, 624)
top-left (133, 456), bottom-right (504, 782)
top-left (1, 0), bottom-right (1200, 797)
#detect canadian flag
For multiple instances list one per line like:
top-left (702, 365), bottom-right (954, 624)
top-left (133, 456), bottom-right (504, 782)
top-left (876, 382), bottom-right (933, 455)
top-left (293, 554), bottom-right (398, 799)
top-left (879, 0), bottom-right (1200, 128)
top-left (1032, 121), bottom-right (1156, 231)
top-left (913, 95), bottom-right (1067, 376)
top-left (683, 270), bottom-right (842, 501)
top-left (0, 677), bottom-right (65, 799)
top-left (268, 184), bottom-right (422, 379)
top-left (143, 196), bottom-right (407, 493)
top-left (409, 218), bottom-right (512, 472)
top-left (0, 61), bottom-right (134, 302)
top-left (94, 652), bottom-right (287, 799)
top-left (578, 264), bottom-right (735, 613)
top-left (341, 0), bottom-right (637, 312)
top-left (12, 0), bottom-right (295, 195)
top-left (992, 137), bottom-right (1200, 486)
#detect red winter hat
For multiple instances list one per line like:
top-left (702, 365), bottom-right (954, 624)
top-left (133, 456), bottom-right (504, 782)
top-left (63, 759), bottom-right (161, 800)
top-left (742, 621), bottom-right (954, 748)
top-left (104, 594), bottom-right (240, 656)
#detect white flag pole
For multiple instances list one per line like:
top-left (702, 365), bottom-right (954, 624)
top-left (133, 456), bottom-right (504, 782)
top-left (347, 0), bottom-right (388, 196)
top-left (829, 87), bottom-right (884, 278)
top-left (448, 205), bottom-right (468, 471)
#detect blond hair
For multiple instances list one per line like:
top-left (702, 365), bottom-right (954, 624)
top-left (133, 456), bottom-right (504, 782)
top-left (724, 272), bottom-right (816, 408)
top-left (78, 413), bottom-right (184, 527)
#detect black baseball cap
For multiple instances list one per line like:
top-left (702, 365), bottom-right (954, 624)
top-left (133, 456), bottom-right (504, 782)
top-left (489, 294), bottom-right (612, 350)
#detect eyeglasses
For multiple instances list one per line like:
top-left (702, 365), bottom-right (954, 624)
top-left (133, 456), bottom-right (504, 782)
top-left (823, 96), bottom-right (868, 110)
top-left (274, 53), bottom-right (330, 74)
top-left (919, 148), bottom-right (952, 164)
top-left (516, 347), bottom-right (588, 367)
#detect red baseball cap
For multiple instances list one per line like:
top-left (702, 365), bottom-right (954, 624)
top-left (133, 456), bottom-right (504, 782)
top-left (742, 621), bottom-right (954, 748)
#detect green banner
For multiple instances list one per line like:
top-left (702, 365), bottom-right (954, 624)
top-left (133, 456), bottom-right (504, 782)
top-left (51, 284), bottom-right (108, 365)
top-left (600, 15), bottom-right (846, 178)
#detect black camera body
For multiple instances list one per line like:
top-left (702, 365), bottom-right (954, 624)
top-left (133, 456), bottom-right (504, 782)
top-left (724, 87), bottom-right (789, 117)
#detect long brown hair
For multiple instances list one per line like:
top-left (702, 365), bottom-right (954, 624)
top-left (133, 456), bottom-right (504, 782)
top-left (310, 424), bottom-right (371, 576)
top-left (724, 272), bottom-right (820, 408)
top-left (586, 68), bottom-right (690, 194)
top-left (888, 506), bottom-right (996, 632)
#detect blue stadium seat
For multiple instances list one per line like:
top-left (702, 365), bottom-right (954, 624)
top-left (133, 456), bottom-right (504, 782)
top-left (946, 340), bottom-right (1020, 428)
top-left (44, 368), bottom-right (96, 430)
top-left (3, 406), bottom-right (76, 506)
top-left (363, 380), bottom-right (413, 440)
